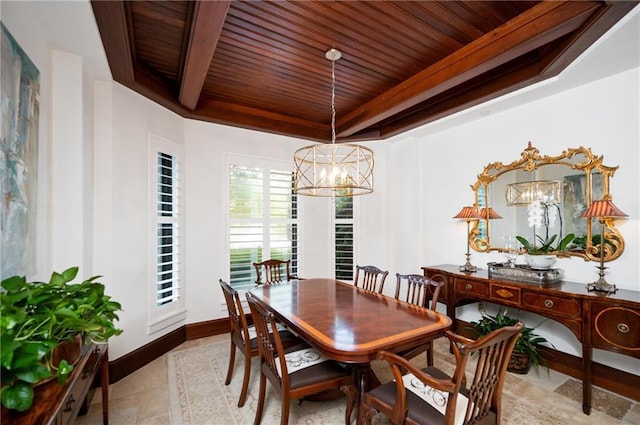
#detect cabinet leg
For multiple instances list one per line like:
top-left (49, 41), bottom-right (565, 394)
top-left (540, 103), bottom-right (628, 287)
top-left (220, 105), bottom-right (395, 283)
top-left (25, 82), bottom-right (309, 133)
top-left (101, 348), bottom-right (109, 425)
top-left (582, 345), bottom-right (592, 415)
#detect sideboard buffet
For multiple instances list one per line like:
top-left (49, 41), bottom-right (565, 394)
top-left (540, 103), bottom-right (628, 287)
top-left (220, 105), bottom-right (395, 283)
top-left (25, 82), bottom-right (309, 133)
top-left (422, 264), bottom-right (639, 415)
top-left (1, 342), bottom-right (109, 425)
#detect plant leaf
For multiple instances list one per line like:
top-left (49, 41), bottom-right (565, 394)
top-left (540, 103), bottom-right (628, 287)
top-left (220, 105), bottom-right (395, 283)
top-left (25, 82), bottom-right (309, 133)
top-left (1, 380), bottom-right (34, 412)
top-left (60, 266), bottom-right (79, 283)
top-left (1, 275), bottom-right (26, 292)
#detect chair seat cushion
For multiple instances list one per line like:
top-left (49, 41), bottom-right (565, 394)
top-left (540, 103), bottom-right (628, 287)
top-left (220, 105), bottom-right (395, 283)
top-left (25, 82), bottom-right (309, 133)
top-left (288, 359), bottom-right (351, 390)
top-left (275, 347), bottom-right (350, 390)
top-left (366, 367), bottom-right (496, 425)
top-left (276, 347), bottom-right (329, 375)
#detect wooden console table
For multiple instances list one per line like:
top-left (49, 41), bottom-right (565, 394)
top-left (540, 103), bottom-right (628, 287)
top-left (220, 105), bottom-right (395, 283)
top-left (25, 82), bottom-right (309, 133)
top-left (2, 342), bottom-right (109, 425)
top-left (422, 264), bottom-right (639, 415)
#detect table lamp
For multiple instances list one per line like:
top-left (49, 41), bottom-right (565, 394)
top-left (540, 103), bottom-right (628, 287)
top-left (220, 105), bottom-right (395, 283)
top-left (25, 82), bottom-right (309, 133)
top-left (453, 206), bottom-right (483, 272)
top-left (580, 198), bottom-right (627, 293)
top-left (480, 207), bottom-right (502, 219)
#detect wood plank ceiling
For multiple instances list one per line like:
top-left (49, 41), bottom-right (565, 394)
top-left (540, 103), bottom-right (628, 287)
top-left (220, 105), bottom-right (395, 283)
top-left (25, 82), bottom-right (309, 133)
top-left (91, 1), bottom-right (637, 143)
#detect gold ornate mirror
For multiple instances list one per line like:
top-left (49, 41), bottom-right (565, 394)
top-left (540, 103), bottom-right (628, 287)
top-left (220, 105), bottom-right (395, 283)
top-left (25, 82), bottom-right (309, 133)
top-left (470, 142), bottom-right (624, 261)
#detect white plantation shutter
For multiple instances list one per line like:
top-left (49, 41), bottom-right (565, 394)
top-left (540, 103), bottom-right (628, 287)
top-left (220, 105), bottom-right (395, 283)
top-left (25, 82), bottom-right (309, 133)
top-left (156, 152), bottom-right (181, 305)
top-left (147, 133), bottom-right (185, 335)
top-left (335, 196), bottom-right (354, 280)
top-left (229, 162), bottom-right (298, 289)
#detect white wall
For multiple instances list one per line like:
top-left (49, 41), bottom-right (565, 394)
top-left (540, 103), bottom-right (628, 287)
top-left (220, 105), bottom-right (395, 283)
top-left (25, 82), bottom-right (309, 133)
top-left (92, 84), bottom-right (186, 358)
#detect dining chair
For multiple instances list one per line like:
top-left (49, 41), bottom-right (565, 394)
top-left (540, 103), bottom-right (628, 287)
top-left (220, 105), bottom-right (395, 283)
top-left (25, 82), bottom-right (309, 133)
top-left (246, 291), bottom-right (357, 425)
top-left (253, 259), bottom-right (294, 285)
top-left (354, 264), bottom-right (389, 293)
top-left (359, 322), bottom-right (524, 425)
top-left (394, 273), bottom-right (444, 366)
top-left (219, 279), bottom-right (301, 407)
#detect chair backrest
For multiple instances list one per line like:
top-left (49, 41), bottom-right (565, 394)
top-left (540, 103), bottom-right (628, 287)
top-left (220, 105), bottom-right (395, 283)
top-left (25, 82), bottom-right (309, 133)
top-left (219, 279), bottom-right (250, 349)
top-left (394, 273), bottom-right (443, 309)
top-left (380, 322), bottom-right (523, 425)
top-left (253, 259), bottom-right (292, 285)
top-left (354, 265), bottom-right (389, 293)
top-left (245, 292), bottom-right (289, 387)
top-left (447, 322), bottom-right (523, 424)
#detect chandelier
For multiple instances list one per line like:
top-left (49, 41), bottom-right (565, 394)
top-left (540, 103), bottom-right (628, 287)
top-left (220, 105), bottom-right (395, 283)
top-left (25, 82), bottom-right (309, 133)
top-left (505, 180), bottom-right (561, 206)
top-left (293, 49), bottom-right (374, 197)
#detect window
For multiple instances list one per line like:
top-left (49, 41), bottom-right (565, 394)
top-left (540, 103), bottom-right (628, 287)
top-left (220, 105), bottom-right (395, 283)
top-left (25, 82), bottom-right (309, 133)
top-left (148, 134), bottom-right (185, 334)
top-left (156, 152), bottom-right (180, 306)
top-left (229, 160), bottom-right (298, 289)
top-left (334, 196), bottom-right (354, 280)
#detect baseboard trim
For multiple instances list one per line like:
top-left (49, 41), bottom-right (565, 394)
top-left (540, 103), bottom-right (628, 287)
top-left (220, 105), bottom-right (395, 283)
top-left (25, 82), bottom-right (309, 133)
top-left (108, 327), bottom-right (186, 383)
top-left (108, 319), bottom-right (229, 383)
top-left (108, 317), bottom-right (639, 402)
top-left (186, 318), bottom-right (230, 340)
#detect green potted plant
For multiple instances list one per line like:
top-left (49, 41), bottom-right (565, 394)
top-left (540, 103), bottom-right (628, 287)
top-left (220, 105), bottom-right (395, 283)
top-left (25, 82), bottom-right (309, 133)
top-left (469, 310), bottom-right (553, 374)
top-left (0, 266), bottom-right (123, 412)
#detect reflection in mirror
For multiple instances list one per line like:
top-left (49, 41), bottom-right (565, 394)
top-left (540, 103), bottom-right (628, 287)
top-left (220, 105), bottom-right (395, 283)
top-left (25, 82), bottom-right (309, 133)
top-left (470, 142), bottom-right (624, 262)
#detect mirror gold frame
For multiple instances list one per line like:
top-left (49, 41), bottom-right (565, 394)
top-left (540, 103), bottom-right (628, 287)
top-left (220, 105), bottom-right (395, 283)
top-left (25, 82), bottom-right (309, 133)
top-left (470, 142), bottom-right (624, 262)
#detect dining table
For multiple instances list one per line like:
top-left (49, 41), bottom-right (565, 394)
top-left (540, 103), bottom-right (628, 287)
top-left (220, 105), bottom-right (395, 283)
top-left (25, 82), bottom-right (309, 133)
top-left (249, 278), bottom-right (452, 424)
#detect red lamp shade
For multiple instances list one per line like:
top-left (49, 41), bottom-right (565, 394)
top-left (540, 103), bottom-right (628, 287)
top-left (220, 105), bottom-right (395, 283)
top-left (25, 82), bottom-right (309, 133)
top-left (581, 199), bottom-right (628, 218)
top-left (480, 207), bottom-right (502, 219)
top-left (453, 206), bottom-right (483, 220)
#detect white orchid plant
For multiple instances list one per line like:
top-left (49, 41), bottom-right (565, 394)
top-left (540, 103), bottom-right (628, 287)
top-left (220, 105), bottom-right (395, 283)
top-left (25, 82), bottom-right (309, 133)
top-left (516, 195), bottom-right (575, 254)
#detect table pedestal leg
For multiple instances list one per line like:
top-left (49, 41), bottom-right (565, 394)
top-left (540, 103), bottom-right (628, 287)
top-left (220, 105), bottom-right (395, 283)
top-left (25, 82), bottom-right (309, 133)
top-left (354, 364), bottom-right (380, 425)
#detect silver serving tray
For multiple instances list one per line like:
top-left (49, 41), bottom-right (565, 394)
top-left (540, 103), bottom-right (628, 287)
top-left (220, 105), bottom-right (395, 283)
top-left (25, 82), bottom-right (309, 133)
top-left (487, 262), bottom-right (563, 285)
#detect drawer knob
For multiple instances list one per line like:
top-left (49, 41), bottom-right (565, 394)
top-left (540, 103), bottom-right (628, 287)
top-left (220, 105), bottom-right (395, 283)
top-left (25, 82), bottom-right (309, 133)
top-left (617, 323), bottom-right (630, 333)
top-left (544, 299), bottom-right (554, 308)
top-left (465, 284), bottom-right (472, 291)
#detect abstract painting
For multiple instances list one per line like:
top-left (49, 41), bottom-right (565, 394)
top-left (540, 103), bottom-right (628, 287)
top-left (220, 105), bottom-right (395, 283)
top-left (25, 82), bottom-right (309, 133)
top-left (1, 23), bottom-right (40, 279)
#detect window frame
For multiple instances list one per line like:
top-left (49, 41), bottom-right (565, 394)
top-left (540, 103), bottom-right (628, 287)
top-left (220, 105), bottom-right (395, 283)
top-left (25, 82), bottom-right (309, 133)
top-left (333, 196), bottom-right (355, 281)
top-left (147, 133), bottom-right (186, 335)
top-left (226, 154), bottom-right (298, 291)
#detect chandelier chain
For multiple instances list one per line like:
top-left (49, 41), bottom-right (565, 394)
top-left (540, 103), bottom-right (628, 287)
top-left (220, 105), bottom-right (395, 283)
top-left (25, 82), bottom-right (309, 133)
top-left (331, 56), bottom-right (336, 145)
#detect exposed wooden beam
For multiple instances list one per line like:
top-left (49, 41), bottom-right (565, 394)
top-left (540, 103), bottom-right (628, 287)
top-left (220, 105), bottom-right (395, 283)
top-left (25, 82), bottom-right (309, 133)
top-left (335, 1), bottom-right (601, 138)
top-left (179, 1), bottom-right (230, 110)
top-left (90, 0), bottom-right (134, 82)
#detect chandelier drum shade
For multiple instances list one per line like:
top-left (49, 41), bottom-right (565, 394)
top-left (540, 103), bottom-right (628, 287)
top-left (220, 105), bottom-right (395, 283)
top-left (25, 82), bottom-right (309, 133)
top-left (294, 144), bottom-right (374, 197)
top-left (293, 48), bottom-right (374, 197)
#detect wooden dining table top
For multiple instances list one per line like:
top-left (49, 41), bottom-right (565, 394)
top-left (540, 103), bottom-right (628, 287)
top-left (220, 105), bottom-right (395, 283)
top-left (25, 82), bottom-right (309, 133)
top-left (249, 278), bottom-right (452, 363)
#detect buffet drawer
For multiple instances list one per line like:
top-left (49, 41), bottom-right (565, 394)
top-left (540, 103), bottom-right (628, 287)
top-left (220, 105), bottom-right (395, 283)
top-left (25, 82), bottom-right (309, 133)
top-left (455, 278), bottom-right (488, 298)
top-left (490, 284), bottom-right (521, 306)
top-left (523, 291), bottom-right (581, 319)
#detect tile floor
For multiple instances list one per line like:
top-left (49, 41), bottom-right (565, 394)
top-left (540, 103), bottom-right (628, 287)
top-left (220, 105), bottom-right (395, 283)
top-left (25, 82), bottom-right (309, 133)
top-left (75, 334), bottom-right (639, 425)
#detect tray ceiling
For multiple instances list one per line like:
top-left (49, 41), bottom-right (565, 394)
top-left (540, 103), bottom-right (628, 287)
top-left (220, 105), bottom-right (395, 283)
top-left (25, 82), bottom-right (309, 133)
top-left (91, 1), bottom-right (637, 142)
